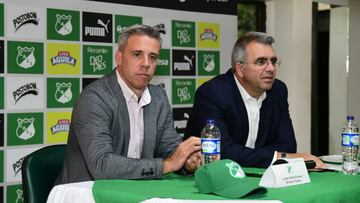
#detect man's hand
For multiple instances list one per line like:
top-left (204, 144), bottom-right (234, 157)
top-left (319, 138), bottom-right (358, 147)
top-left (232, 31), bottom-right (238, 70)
top-left (184, 151), bottom-right (202, 172)
top-left (278, 152), bottom-right (327, 169)
top-left (163, 136), bottom-right (201, 174)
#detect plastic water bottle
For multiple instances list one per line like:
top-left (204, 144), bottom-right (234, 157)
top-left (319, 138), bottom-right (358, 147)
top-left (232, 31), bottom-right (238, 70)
top-left (200, 119), bottom-right (221, 165)
top-left (341, 115), bottom-right (359, 175)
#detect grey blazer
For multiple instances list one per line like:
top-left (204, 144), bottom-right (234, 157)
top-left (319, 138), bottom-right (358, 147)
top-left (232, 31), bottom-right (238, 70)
top-left (55, 70), bottom-right (181, 185)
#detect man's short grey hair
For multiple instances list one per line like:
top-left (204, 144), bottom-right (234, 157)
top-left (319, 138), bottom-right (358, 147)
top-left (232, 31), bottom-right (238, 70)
top-left (231, 32), bottom-right (274, 71)
top-left (117, 24), bottom-right (162, 52)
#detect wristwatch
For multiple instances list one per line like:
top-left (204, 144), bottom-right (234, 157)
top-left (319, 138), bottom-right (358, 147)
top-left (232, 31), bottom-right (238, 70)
top-left (281, 153), bottom-right (287, 158)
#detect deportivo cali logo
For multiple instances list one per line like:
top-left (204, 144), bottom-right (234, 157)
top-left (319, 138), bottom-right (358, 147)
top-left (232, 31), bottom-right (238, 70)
top-left (16, 117), bottom-right (35, 140)
top-left (55, 14), bottom-right (73, 36)
top-left (55, 82), bottom-right (72, 104)
top-left (202, 54), bottom-right (215, 72)
top-left (16, 46), bottom-right (36, 69)
top-left (225, 162), bottom-right (245, 178)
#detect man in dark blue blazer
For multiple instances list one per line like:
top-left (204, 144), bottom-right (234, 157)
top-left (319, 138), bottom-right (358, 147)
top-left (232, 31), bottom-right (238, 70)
top-left (185, 32), bottom-right (325, 168)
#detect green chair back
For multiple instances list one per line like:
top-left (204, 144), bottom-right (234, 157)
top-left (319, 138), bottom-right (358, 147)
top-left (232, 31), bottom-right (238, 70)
top-left (21, 144), bottom-right (66, 203)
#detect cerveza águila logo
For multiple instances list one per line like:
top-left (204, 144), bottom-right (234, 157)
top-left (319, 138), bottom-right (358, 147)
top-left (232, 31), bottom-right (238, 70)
top-left (51, 119), bottom-right (70, 134)
top-left (13, 12), bottom-right (39, 32)
top-left (13, 82), bottom-right (39, 104)
top-left (51, 51), bottom-right (76, 66)
top-left (200, 28), bottom-right (217, 41)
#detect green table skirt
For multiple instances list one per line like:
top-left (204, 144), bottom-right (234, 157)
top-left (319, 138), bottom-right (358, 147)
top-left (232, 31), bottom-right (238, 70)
top-left (93, 170), bottom-right (360, 203)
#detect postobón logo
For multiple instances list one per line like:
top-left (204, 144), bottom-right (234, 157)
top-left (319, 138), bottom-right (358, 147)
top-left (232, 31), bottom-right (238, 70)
top-left (172, 20), bottom-right (195, 47)
top-left (13, 82), bottom-right (38, 104)
top-left (172, 49), bottom-right (196, 76)
top-left (55, 82), bottom-right (72, 104)
top-left (51, 119), bottom-right (70, 135)
top-left (55, 14), bottom-right (72, 36)
top-left (13, 11), bottom-right (39, 32)
top-left (16, 117), bottom-right (35, 140)
top-left (12, 156), bottom-right (24, 177)
top-left (16, 46), bottom-right (35, 69)
top-left (51, 51), bottom-right (76, 66)
top-left (6, 5), bottom-right (45, 40)
top-left (83, 12), bottom-right (112, 43)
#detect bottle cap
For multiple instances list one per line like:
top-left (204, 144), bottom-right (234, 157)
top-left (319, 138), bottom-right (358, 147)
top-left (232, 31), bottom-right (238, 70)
top-left (347, 115), bottom-right (355, 121)
top-left (207, 119), bottom-right (215, 124)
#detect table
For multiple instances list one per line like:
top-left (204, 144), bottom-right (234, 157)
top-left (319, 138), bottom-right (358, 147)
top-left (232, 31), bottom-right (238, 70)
top-left (47, 167), bottom-right (360, 203)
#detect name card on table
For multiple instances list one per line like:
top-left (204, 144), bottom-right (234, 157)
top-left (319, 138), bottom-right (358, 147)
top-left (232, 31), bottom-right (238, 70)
top-left (259, 158), bottom-right (310, 188)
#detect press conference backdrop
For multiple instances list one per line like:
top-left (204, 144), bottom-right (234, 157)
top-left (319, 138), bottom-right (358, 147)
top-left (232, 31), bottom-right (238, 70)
top-left (0, 0), bottom-right (237, 202)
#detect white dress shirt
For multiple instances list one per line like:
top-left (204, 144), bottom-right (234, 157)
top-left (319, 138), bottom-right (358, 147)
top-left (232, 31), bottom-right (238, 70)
top-left (116, 70), bottom-right (151, 159)
top-left (234, 75), bottom-right (277, 163)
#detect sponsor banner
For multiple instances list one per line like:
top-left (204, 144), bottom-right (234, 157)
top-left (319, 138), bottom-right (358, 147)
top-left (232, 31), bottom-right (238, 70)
top-left (114, 15), bottom-right (142, 44)
top-left (0, 77), bottom-right (3, 109)
top-left (47, 43), bottom-right (80, 75)
top-left (83, 12), bottom-right (113, 43)
top-left (150, 77), bottom-right (171, 103)
top-left (7, 184), bottom-right (24, 203)
top-left (172, 107), bottom-right (192, 137)
top-left (88, 0), bottom-right (237, 15)
top-left (6, 76), bottom-right (44, 110)
top-left (7, 112), bottom-right (43, 146)
top-left (172, 49), bottom-right (196, 76)
top-left (197, 22), bottom-right (220, 48)
top-left (0, 114), bottom-right (3, 146)
top-left (47, 8), bottom-right (80, 41)
top-left (155, 49), bottom-right (170, 76)
top-left (197, 50), bottom-right (220, 76)
top-left (83, 45), bottom-right (113, 75)
top-left (82, 77), bottom-right (100, 89)
top-left (143, 18), bottom-right (171, 48)
top-left (172, 78), bottom-right (195, 105)
top-left (47, 78), bottom-right (80, 108)
top-left (46, 111), bottom-right (71, 144)
top-left (0, 40), bottom-right (4, 73)
top-left (0, 150), bottom-right (3, 183)
top-left (6, 146), bottom-right (40, 182)
top-left (6, 4), bottom-right (45, 40)
top-left (197, 77), bottom-right (212, 88)
top-left (0, 3), bottom-right (4, 36)
top-left (172, 20), bottom-right (195, 48)
top-left (7, 41), bottom-right (44, 74)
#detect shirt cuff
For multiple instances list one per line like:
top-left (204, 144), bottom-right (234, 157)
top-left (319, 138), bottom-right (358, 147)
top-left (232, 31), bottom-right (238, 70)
top-left (270, 151), bottom-right (278, 165)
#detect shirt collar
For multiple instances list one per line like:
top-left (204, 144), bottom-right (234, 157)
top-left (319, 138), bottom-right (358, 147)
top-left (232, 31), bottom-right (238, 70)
top-left (116, 69), bottom-right (151, 105)
top-left (233, 74), bottom-right (267, 103)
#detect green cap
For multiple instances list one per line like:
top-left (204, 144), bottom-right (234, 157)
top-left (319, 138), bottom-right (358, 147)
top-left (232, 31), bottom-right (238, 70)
top-left (195, 159), bottom-right (267, 198)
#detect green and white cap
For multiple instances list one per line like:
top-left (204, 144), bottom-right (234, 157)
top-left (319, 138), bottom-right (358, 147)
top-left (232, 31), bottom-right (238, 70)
top-left (195, 159), bottom-right (267, 198)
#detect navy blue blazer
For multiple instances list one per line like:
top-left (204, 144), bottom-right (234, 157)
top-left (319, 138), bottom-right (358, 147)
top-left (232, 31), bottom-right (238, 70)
top-left (185, 69), bottom-right (297, 168)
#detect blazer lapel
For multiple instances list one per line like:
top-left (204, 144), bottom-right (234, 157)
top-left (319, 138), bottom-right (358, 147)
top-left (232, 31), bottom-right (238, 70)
top-left (142, 89), bottom-right (156, 158)
top-left (256, 91), bottom-right (273, 147)
top-left (108, 70), bottom-right (131, 154)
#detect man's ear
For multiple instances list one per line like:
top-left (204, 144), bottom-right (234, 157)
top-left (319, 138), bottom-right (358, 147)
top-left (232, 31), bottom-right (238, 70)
top-left (235, 62), bottom-right (245, 77)
top-left (115, 50), bottom-right (123, 66)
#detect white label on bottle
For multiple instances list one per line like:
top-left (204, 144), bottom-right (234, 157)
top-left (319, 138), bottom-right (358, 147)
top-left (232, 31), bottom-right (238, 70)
top-left (342, 133), bottom-right (359, 146)
top-left (201, 138), bottom-right (220, 154)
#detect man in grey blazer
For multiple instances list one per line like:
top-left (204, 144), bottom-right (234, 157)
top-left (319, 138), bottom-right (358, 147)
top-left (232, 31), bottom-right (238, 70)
top-left (55, 25), bottom-right (201, 185)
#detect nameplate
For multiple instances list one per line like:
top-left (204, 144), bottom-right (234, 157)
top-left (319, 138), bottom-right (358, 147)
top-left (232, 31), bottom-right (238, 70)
top-left (259, 158), bottom-right (310, 188)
